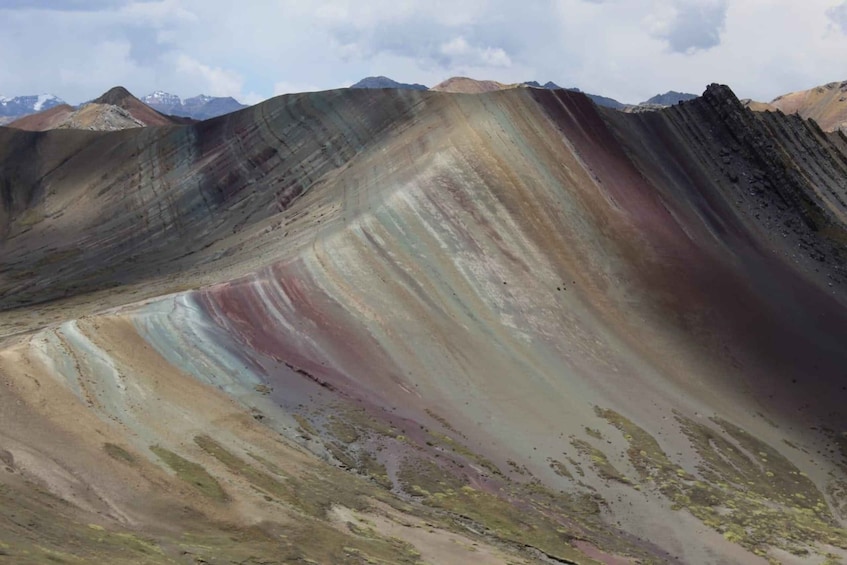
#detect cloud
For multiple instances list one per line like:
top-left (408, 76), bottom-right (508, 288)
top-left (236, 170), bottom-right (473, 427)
top-left (0, 0), bottom-right (131, 10)
top-left (1, 0), bottom-right (847, 108)
top-left (646, 0), bottom-right (728, 54)
top-left (272, 81), bottom-right (323, 96)
top-left (828, 1), bottom-right (847, 33)
top-left (439, 37), bottom-right (512, 67)
top-left (174, 54), bottom-right (244, 98)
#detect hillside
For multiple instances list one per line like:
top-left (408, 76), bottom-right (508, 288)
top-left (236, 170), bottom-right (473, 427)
top-left (749, 80), bottom-right (847, 132)
top-left (1, 85), bottom-right (846, 564)
top-left (430, 76), bottom-right (518, 93)
top-left (769, 80), bottom-right (847, 131)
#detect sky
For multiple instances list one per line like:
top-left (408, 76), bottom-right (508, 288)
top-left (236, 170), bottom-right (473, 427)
top-left (1, 0), bottom-right (847, 106)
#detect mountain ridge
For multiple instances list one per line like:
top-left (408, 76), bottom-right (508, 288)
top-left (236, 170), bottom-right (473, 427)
top-left (8, 86), bottom-right (190, 131)
top-left (748, 79), bottom-right (847, 132)
top-left (141, 90), bottom-right (247, 120)
top-left (350, 76), bottom-right (428, 90)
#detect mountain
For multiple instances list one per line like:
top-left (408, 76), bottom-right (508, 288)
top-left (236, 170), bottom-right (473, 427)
top-left (351, 75), bottom-right (624, 109)
top-left (1, 85), bottom-right (847, 563)
top-left (9, 86), bottom-right (191, 131)
top-left (0, 93), bottom-right (65, 123)
top-left (8, 103), bottom-right (84, 131)
top-left (524, 81), bottom-right (629, 109)
top-left (641, 90), bottom-right (699, 106)
top-left (523, 80), bottom-right (563, 89)
top-left (141, 90), bottom-right (247, 120)
top-left (564, 86), bottom-right (626, 109)
top-left (749, 80), bottom-right (847, 132)
top-left (350, 76), bottom-right (428, 90)
top-left (430, 76), bottom-right (518, 93)
top-left (141, 89), bottom-right (182, 110)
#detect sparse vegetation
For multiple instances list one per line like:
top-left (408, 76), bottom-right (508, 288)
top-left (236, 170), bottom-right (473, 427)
top-left (149, 445), bottom-right (228, 502)
top-left (103, 443), bottom-right (136, 465)
top-left (595, 406), bottom-right (847, 560)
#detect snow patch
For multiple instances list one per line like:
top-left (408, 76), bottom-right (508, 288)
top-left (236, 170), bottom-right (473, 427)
top-left (34, 94), bottom-right (56, 111)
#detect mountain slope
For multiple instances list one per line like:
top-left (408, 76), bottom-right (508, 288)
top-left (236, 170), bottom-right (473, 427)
top-left (430, 76), bottom-right (518, 93)
top-left (762, 80), bottom-right (847, 132)
top-left (5, 103), bottom-right (76, 130)
top-left (470, 78), bottom-right (628, 109)
top-left (1, 86), bottom-right (847, 563)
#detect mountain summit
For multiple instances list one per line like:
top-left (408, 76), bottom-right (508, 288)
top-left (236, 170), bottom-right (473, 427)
top-left (93, 85), bottom-right (135, 105)
top-left (141, 91), bottom-right (247, 120)
top-left (641, 91), bottom-right (698, 106)
top-left (350, 76), bottom-right (428, 90)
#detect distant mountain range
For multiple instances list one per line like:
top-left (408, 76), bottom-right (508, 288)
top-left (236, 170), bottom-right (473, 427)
top-left (0, 94), bottom-right (66, 124)
top-left (141, 91), bottom-right (247, 120)
top-left (641, 91), bottom-right (699, 106)
top-left (0, 89), bottom-right (246, 126)
top-left (349, 76), bottom-right (697, 112)
top-left (350, 76), bottom-right (429, 90)
top-left (10, 86), bottom-right (193, 131)
top-left (0, 79), bottom-right (705, 130)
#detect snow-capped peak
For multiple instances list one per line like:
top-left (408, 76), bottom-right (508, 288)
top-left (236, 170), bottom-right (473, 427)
top-left (33, 94), bottom-right (58, 112)
top-left (142, 91), bottom-right (182, 105)
top-left (0, 93), bottom-right (66, 118)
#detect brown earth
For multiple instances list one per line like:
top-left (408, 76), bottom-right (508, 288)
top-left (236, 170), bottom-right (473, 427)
top-left (430, 76), bottom-right (519, 93)
top-left (747, 79), bottom-right (847, 132)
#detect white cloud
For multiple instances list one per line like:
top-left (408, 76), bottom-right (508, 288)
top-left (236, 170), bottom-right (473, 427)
top-left (174, 54), bottom-right (244, 97)
top-left (1, 0), bottom-right (847, 106)
top-left (119, 0), bottom-right (197, 24)
top-left (439, 37), bottom-right (512, 67)
top-left (646, 0), bottom-right (728, 54)
top-left (828, 1), bottom-right (847, 33)
top-left (272, 81), bottom-right (324, 96)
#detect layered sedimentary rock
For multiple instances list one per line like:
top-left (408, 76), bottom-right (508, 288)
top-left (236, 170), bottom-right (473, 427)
top-left (1, 84), bottom-right (846, 564)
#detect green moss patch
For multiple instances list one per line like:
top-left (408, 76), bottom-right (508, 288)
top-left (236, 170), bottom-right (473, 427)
top-left (149, 445), bottom-right (228, 502)
top-left (103, 443), bottom-right (136, 465)
top-left (595, 406), bottom-right (847, 560)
